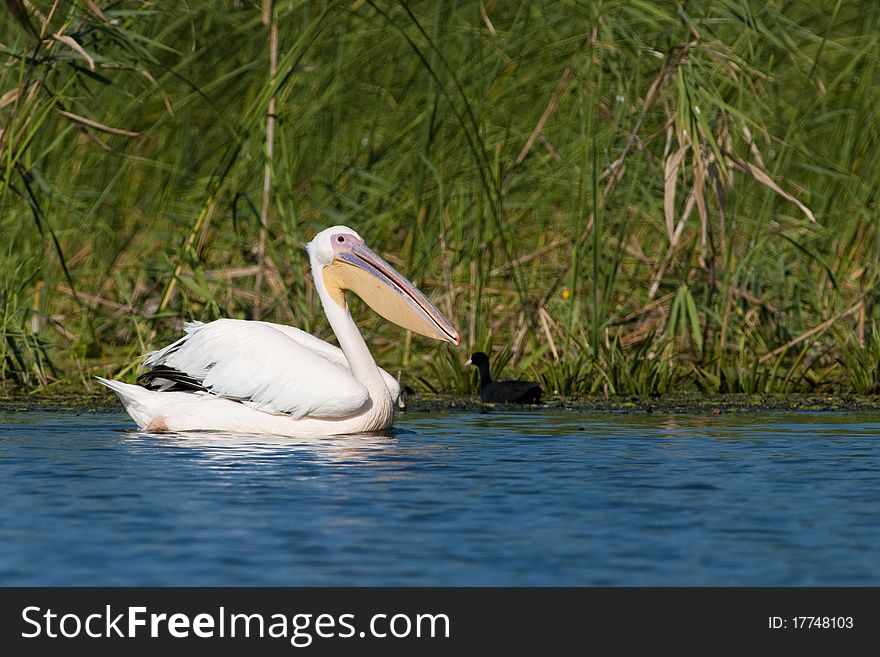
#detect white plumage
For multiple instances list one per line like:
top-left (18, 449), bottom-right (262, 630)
top-left (144, 319), bottom-right (399, 418)
top-left (99, 226), bottom-right (459, 437)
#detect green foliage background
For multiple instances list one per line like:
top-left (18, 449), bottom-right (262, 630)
top-left (1, 0), bottom-right (879, 396)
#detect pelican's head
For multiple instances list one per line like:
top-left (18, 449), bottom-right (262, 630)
top-left (307, 225), bottom-right (460, 345)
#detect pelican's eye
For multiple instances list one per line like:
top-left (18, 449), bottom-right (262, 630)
top-left (336, 235), bottom-right (345, 243)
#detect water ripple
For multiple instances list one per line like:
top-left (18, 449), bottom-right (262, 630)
top-left (1, 410), bottom-right (879, 585)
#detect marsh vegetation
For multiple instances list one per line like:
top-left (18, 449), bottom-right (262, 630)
top-left (1, 1), bottom-right (879, 398)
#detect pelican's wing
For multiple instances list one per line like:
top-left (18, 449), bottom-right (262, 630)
top-left (143, 319), bottom-right (370, 419)
top-left (255, 321), bottom-right (401, 401)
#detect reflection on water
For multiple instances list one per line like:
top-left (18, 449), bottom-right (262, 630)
top-left (1, 410), bottom-right (879, 586)
top-left (126, 429), bottom-right (399, 464)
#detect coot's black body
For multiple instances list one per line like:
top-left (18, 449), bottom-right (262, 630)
top-left (466, 352), bottom-right (542, 404)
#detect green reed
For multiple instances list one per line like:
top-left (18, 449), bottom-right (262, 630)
top-left (1, 1), bottom-right (878, 397)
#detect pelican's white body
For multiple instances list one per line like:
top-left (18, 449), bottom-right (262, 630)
top-left (96, 225), bottom-right (457, 438)
top-left (97, 320), bottom-right (398, 437)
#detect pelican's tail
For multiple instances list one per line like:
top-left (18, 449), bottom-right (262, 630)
top-left (96, 377), bottom-right (154, 429)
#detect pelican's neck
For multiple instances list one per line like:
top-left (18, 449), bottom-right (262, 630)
top-left (311, 258), bottom-right (388, 397)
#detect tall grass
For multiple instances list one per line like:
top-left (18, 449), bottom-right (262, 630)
top-left (1, 0), bottom-right (878, 396)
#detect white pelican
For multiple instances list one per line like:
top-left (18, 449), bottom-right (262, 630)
top-left (98, 225), bottom-right (460, 436)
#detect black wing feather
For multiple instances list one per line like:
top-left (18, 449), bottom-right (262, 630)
top-left (137, 366), bottom-right (207, 392)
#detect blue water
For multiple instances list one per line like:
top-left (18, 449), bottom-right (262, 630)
top-left (1, 410), bottom-right (878, 585)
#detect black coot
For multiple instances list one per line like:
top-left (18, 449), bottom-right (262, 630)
top-left (466, 352), bottom-right (542, 404)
